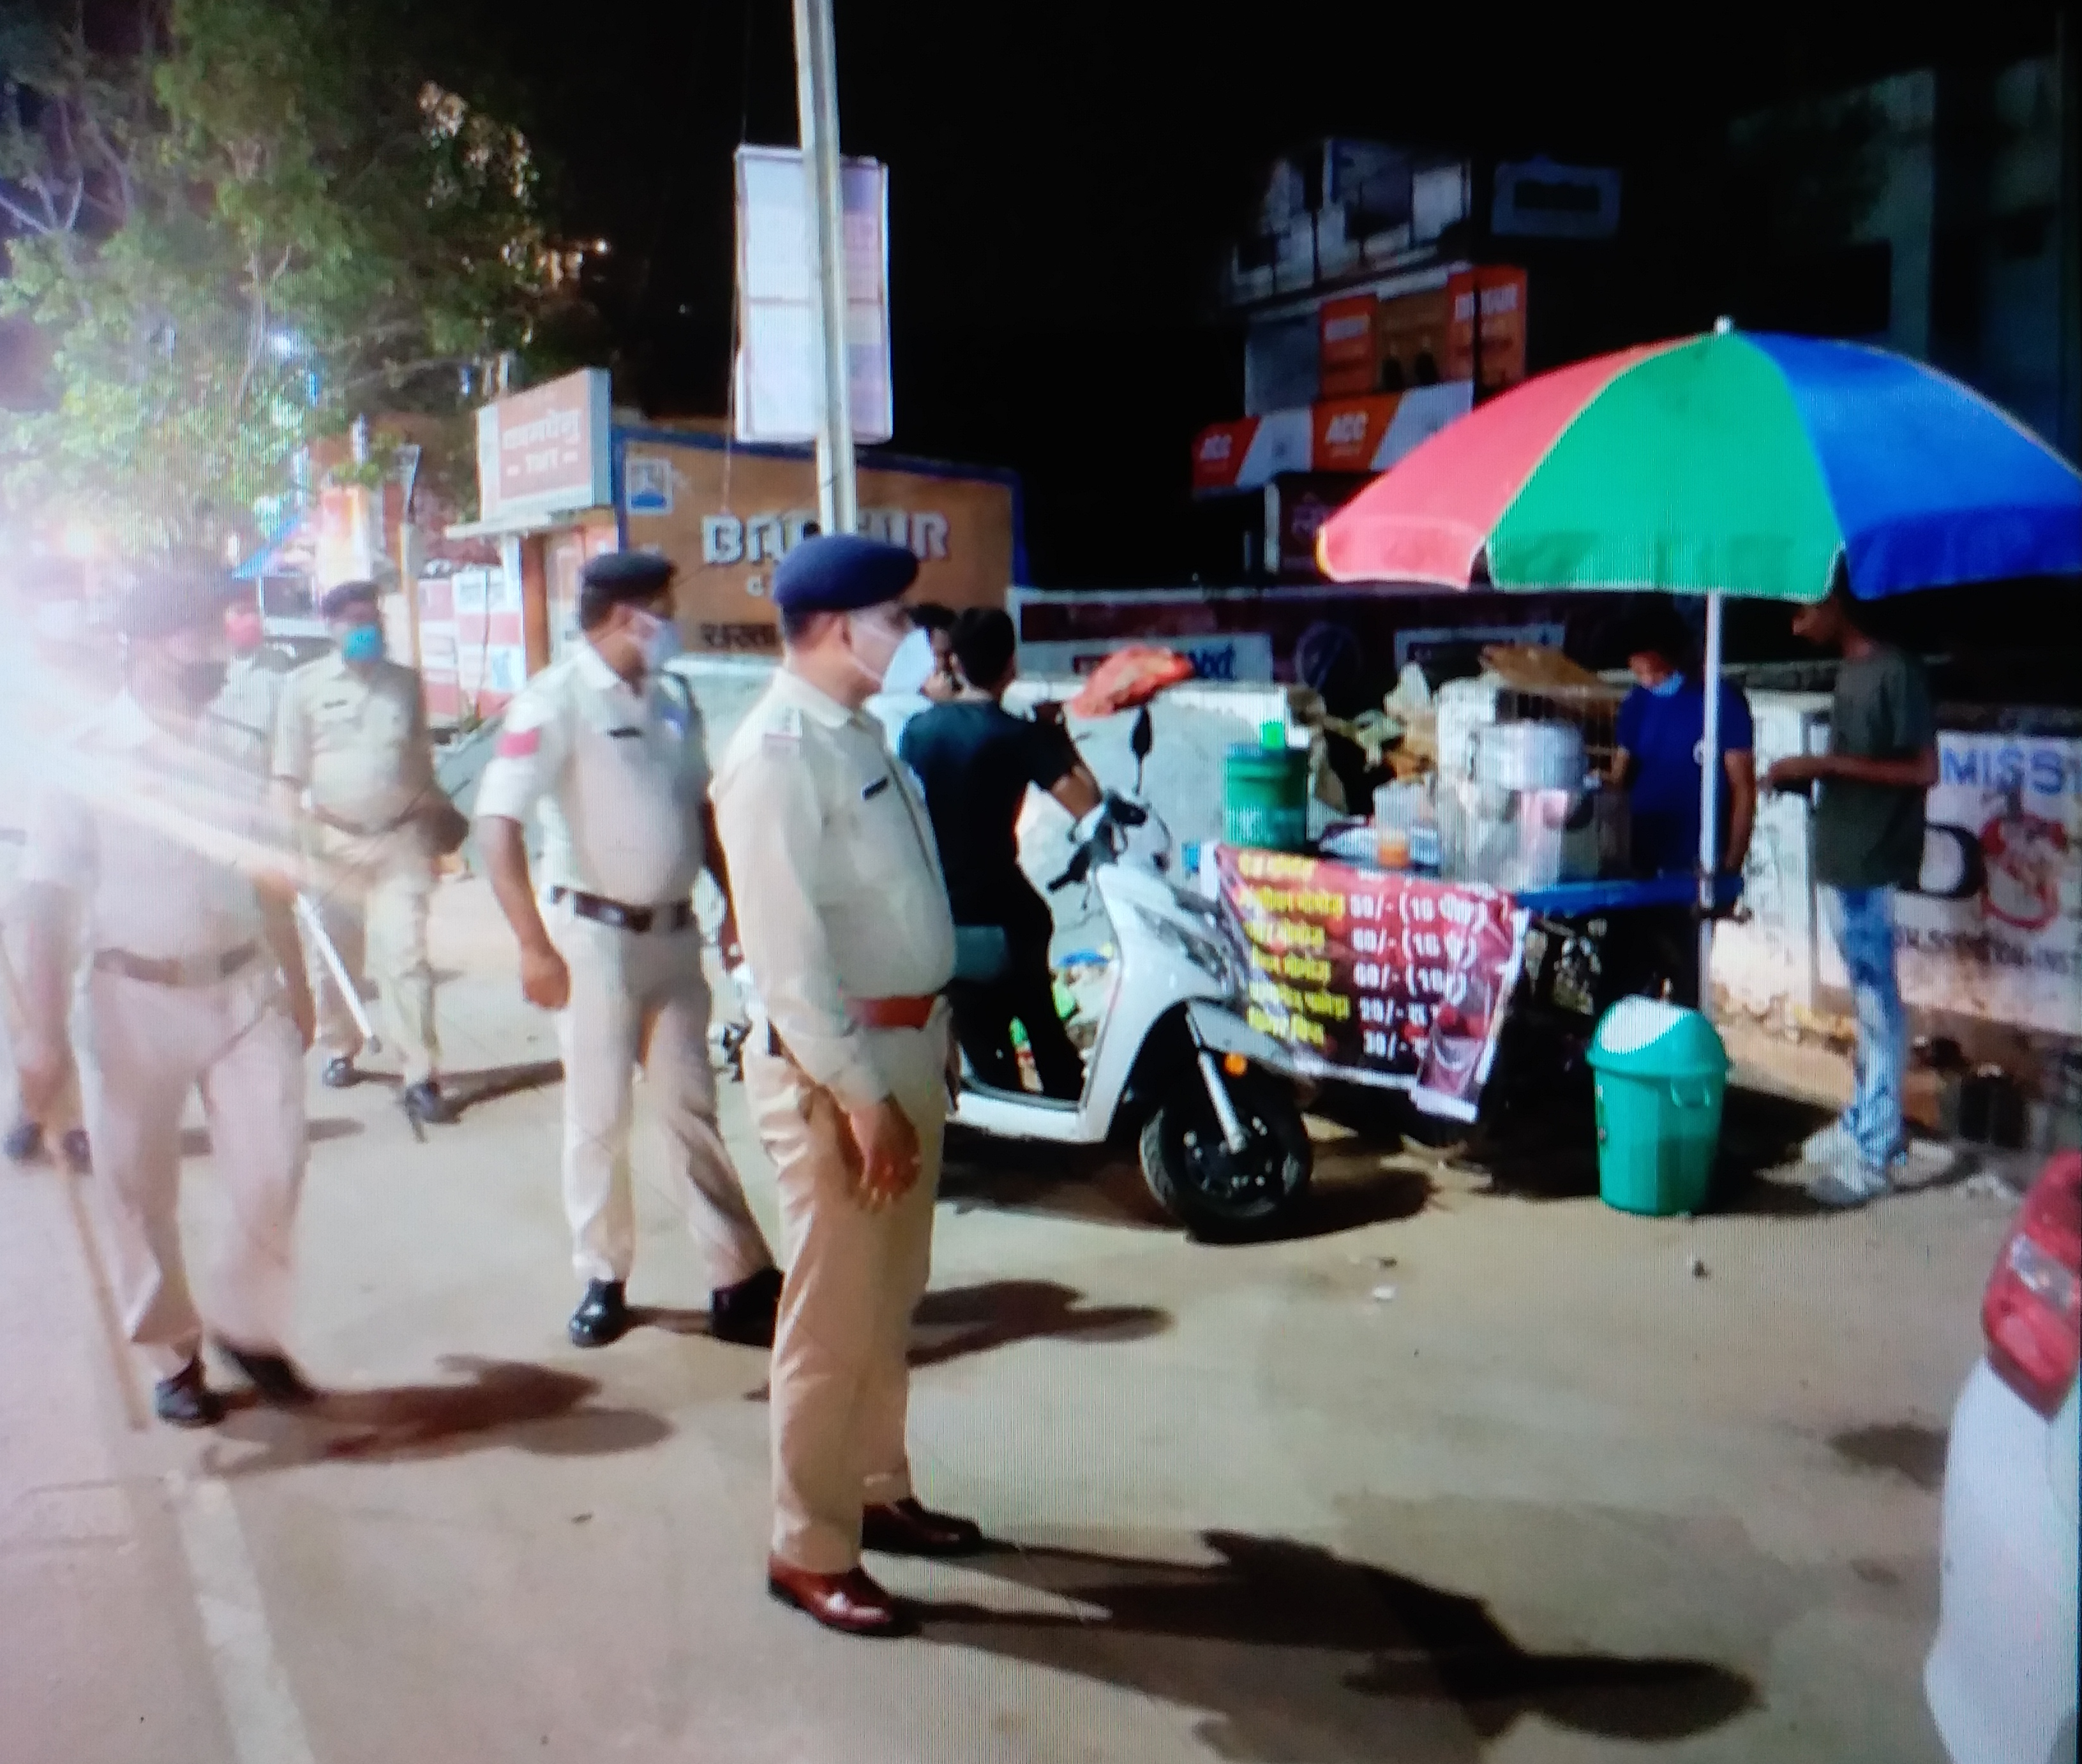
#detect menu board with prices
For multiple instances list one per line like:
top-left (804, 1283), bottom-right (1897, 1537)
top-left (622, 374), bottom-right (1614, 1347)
top-left (1212, 845), bottom-right (1529, 1121)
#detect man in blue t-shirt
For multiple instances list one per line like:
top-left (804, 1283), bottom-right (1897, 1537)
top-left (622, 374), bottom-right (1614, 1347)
top-left (1608, 602), bottom-right (1756, 1006)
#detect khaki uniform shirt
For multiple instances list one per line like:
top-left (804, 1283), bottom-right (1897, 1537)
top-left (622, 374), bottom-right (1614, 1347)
top-left (711, 668), bottom-right (955, 1109)
top-left (474, 645), bottom-right (715, 906)
top-left (20, 694), bottom-right (280, 962)
top-left (213, 651), bottom-right (290, 758)
top-left (272, 653), bottom-right (435, 830)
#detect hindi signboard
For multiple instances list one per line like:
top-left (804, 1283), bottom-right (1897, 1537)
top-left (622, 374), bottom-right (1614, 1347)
top-left (1212, 846), bottom-right (1528, 1120)
top-left (474, 368), bottom-right (612, 522)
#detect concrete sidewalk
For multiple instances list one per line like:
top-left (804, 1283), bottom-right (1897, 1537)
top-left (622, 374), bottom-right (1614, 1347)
top-left (1, 876), bottom-right (2013, 1763)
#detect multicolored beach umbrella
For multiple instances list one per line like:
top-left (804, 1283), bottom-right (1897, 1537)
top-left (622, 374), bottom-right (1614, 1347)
top-left (1317, 325), bottom-right (2082, 600)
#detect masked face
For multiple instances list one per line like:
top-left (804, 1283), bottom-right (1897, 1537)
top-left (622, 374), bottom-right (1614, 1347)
top-left (625, 604), bottom-right (683, 673)
top-left (844, 606), bottom-right (910, 690)
top-left (338, 621), bottom-right (385, 664)
top-left (224, 605), bottom-right (264, 654)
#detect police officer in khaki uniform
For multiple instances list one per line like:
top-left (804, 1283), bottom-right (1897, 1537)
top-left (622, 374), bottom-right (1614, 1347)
top-left (13, 568), bottom-right (319, 1426)
top-left (212, 582), bottom-right (292, 765)
top-left (273, 580), bottom-right (453, 1124)
top-left (712, 535), bottom-right (984, 1640)
top-left (475, 551), bottom-right (781, 1350)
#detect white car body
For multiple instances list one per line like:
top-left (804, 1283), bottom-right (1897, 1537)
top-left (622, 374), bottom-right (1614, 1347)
top-left (1925, 1358), bottom-right (2079, 1764)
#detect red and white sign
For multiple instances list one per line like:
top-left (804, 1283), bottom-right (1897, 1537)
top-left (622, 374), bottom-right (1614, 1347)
top-left (416, 568), bottom-right (527, 725)
top-left (1445, 267), bottom-right (1529, 391)
top-left (1213, 846), bottom-right (1528, 1120)
top-left (1191, 382), bottom-right (1474, 496)
top-left (474, 368), bottom-right (612, 521)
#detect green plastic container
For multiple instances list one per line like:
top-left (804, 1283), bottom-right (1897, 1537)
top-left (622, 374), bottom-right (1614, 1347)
top-left (1586, 997), bottom-right (1729, 1216)
top-left (1224, 733), bottom-right (1308, 851)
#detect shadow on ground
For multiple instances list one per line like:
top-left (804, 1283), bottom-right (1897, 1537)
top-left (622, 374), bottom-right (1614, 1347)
top-left (438, 1059), bottom-right (563, 1114)
top-left (1831, 1421), bottom-right (1949, 1493)
top-left (910, 1279), bottom-right (1169, 1368)
top-left (207, 1354), bottom-right (671, 1475)
top-left (918, 1531), bottom-right (1754, 1761)
top-left (179, 1116), bottom-right (364, 1158)
top-left (940, 1131), bottom-right (1171, 1231)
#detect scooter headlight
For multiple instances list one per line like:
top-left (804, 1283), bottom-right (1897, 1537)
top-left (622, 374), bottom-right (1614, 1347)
top-left (1131, 900), bottom-right (1238, 990)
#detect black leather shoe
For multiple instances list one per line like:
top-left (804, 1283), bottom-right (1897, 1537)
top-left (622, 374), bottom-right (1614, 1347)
top-left (862, 1497), bottom-right (987, 1558)
top-left (154, 1359), bottom-right (227, 1429)
top-left (4, 1119), bottom-right (43, 1163)
top-left (710, 1266), bottom-right (783, 1347)
top-left (218, 1342), bottom-right (319, 1407)
top-left (59, 1129), bottom-right (91, 1176)
top-left (568, 1280), bottom-right (630, 1349)
top-left (320, 1057), bottom-right (358, 1089)
top-left (401, 1081), bottom-right (456, 1126)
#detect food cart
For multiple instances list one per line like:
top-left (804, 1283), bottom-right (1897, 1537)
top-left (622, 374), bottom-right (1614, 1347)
top-left (1202, 322), bottom-right (2082, 1131)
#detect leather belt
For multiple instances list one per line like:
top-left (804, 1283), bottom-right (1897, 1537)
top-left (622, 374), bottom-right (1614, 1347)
top-left (846, 994), bottom-right (938, 1031)
top-left (312, 805), bottom-right (415, 839)
top-left (94, 943), bottom-right (258, 988)
top-left (548, 886), bottom-right (694, 934)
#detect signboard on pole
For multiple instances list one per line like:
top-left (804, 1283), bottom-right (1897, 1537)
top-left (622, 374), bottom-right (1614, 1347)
top-left (734, 145), bottom-right (892, 445)
top-left (474, 368), bottom-right (612, 521)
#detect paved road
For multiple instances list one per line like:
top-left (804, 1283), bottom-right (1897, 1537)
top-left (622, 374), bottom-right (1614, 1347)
top-left (1, 879), bottom-right (2007, 1763)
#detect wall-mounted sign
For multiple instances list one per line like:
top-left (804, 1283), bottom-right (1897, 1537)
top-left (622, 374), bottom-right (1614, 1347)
top-left (1492, 158), bottom-right (1622, 241)
top-left (474, 368), bottom-right (612, 521)
top-left (1446, 267), bottom-right (1529, 391)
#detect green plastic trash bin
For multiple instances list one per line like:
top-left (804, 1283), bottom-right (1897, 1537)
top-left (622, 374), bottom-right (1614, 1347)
top-left (1586, 997), bottom-right (1729, 1216)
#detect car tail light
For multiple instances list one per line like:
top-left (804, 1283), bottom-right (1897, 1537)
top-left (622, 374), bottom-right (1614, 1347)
top-left (1982, 1151), bottom-right (2082, 1418)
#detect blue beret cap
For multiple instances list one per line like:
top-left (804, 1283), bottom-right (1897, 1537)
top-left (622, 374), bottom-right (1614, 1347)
top-left (772, 534), bottom-right (918, 616)
top-left (318, 579), bottom-right (381, 620)
top-left (580, 549), bottom-right (676, 599)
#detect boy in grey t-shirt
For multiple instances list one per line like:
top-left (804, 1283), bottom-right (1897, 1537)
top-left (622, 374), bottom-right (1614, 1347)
top-left (1767, 583), bottom-right (1940, 1206)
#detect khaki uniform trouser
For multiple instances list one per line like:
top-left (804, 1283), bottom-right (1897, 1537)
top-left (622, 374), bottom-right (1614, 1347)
top-left (547, 900), bottom-right (772, 1290)
top-left (309, 823), bottom-right (437, 1086)
top-left (1, 916), bottom-right (82, 1139)
top-left (77, 962), bottom-right (307, 1380)
top-left (745, 1009), bottom-right (948, 1574)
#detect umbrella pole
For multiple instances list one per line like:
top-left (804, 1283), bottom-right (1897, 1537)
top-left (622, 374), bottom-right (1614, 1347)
top-left (1696, 592), bottom-right (1724, 1008)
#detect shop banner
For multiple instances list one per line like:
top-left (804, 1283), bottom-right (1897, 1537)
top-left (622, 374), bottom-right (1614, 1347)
top-left (1212, 845), bottom-right (1528, 1119)
top-left (1190, 384), bottom-right (1472, 498)
top-left (1445, 267), bottom-right (1528, 391)
top-left (1318, 293), bottom-right (1379, 398)
top-left (1192, 417), bottom-right (1261, 493)
top-left (1880, 733), bottom-right (2082, 1036)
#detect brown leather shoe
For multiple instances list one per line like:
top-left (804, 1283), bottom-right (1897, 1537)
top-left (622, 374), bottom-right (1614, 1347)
top-left (861, 1497), bottom-right (986, 1558)
top-left (767, 1559), bottom-right (914, 1638)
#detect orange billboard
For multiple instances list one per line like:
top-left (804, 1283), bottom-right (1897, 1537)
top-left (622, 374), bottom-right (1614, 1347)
top-left (1317, 293), bottom-right (1379, 398)
top-left (1446, 267), bottom-right (1528, 391)
top-left (617, 433), bottom-right (1019, 655)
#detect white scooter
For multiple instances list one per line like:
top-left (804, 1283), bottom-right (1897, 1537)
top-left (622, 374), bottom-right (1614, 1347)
top-left (949, 707), bottom-right (1315, 1242)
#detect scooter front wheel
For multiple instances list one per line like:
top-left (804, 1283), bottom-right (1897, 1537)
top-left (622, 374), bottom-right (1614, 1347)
top-left (1139, 1070), bottom-right (1313, 1243)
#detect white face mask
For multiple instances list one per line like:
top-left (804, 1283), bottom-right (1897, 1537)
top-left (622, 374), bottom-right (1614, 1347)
top-left (628, 606), bottom-right (682, 672)
top-left (844, 609), bottom-right (908, 690)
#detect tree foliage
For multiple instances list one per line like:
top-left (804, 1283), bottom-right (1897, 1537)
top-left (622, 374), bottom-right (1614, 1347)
top-left (0, 0), bottom-right (565, 557)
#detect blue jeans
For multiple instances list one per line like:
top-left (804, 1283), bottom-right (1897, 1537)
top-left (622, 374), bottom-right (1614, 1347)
top-left (1823, 886), bottom-right (1907, 1168)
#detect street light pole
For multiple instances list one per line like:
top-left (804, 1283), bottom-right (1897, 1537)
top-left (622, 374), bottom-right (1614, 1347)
top-left (791, 0), bottom-right (858, 539)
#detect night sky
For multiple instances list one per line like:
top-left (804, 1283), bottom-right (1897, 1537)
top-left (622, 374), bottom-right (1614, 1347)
top-left (439, 1), bottom-right (2063, 585)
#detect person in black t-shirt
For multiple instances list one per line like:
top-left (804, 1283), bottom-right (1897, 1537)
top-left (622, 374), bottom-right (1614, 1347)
top-left (899, 609), bottom-right (1100, 1099)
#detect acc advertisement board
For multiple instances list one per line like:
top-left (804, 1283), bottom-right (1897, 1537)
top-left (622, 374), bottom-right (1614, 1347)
top-left (1872, 733), bottom-right (2082, 1035)
top-left (1211, 846), bottom-right (1528, 1120)
top-left (618, 434), bottom-right (1016, 655)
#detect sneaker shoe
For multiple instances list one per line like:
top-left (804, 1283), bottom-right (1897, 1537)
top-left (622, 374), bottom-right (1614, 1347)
top-left (3, 1119), bottom-right (44, 1163)
top-left (1800, 1121), bottom-right (1857, 1166)
top-left (1809, 1161), bottom-right (1893, 1209)
top-left (320, 1057), bottom-right (359, 1089)
top-left (1893, 1138), bottom-right (1961, 1189)
top-left (59, 1129), bottom-right (91, 1176)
